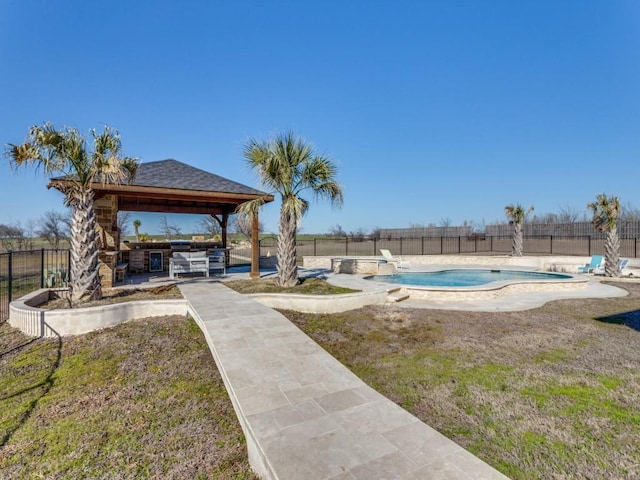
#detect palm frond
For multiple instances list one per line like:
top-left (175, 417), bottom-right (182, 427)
top-left (589, 193), bottom-right (620, 232)
top-left (236, 196), bottom-right (269, 216)
top-left (505, 203), bottom-right (534, 223)
top-left (120, 157), bottom-right (139, 183)
top-left (314, 180), bottom-right (344, 206)
top-left (281, 195), bottom-right (308, 220)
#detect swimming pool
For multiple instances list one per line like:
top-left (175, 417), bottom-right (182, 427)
top-left (366, 269), bottom-right (572, 287)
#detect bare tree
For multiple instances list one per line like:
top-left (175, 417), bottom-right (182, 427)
top-left (117, 211), bottom-right (131, 238)
top-left (621, 202), bottom-right (640, 221)
top-left (23, 219), bottom-right (37, 250)
top-left (463, 218), bottom-right (486, 234)
top-left (232, 214), bottom-right (263, 239)
top-left (197, 215), bottom-right (223, 238)
top-left (348, 227), bottom-right (367, 241)
top-left (159, 216), bottom-right (182, 240)
top-left (37, 210), bottom-right (70, 249)
top-left (556, 205), bottom-right (586, 223)
top-left (531, 212), bottom-right (558, 224)
top-left (329, 224), bottom-right (346, 237)
top-left (0, 223), bottom-right (24, 251)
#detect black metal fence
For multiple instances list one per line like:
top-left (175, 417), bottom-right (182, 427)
top-left (0, 249), bottom-right (70, 322)
top-left (267, 235), bottom-right (640, 261)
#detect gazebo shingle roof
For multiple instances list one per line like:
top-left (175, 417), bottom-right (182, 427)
top-left (133, 159), bottom-right (267, 196)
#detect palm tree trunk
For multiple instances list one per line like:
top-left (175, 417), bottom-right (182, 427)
top-left (512, 222), bottom-right (524, 257)
top-left (604, 228), bottom-right (621, 277)
top-left (277, 207), bottom-right (298, 288)
top-left (69, 189), bottom-right (102, 301)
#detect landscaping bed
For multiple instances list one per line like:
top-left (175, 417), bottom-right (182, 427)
top-left (224, 277), bottom-right (359, 295)
top-left (40, 284), bottom-right (183, 309)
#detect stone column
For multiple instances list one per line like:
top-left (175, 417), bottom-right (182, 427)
top-left (94, 194), bottom-right (119, 287)
top-left (94, 195), bottom-right (119, 250)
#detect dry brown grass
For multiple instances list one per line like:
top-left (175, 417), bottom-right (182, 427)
top-left (282, 281), bottom-right (640, 480)
top-left (224, 277), bottom-right (359, 295)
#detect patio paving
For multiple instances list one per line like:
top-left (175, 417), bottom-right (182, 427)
top-left (178, 278), bottom-right (509, 480)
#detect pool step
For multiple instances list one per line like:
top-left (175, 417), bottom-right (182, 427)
top-left (387, 288), bottom-right (410, 303)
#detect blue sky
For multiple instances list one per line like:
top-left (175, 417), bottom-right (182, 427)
top-left (1, 0), bottom-right (638, 235)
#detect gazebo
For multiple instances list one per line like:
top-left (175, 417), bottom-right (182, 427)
top-left (87, 159), bottom-right (273, 285)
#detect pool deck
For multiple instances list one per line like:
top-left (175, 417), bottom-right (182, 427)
top-left (324, 265), bottom-right (629, 311)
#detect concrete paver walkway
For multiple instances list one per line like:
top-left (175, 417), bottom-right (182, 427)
top-left (179, 279), bottom-right (509, 480)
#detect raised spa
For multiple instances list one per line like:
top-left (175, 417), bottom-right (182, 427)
top-left (366, 269), bottom-right (572, 287)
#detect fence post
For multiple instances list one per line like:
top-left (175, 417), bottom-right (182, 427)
top-left (40, 248), bottom-right (45, 289)
top-left (440, 237), bottom-right (443, 254)
top-left (345, 236), bottom-right (348, 256)
top-left (400, 237), bottom-right (403, 255)
top-left (458, 236), bottom-right (461, 254)
top-left (550, 235), bottom-right (553, 254)
top-left (373, 238), bottom-right (377, 256)
top-left (588, 236), bottom-right (591, 256)
top-left (8, 251), bottom-right (12, 303)
top-left (422, 237), bottom-right (425, 255)
top-left (314, 238), bottom-right (317, 257)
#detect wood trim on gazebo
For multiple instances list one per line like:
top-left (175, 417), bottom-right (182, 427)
top-left (85, 159), bottom-right (273, 285)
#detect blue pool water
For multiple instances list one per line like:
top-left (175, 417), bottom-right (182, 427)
top-left (366, 269), bottom-right (572, 287)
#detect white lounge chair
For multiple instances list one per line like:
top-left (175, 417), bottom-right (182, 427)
top-left (380, 249), bottom-right (411, 269)
top-left (594, 258), bottom-right (631, 276)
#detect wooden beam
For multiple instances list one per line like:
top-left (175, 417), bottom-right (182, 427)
top-left (93, 183), bottom-right (274, 204)
top-left (118, 199), bottom-right (228, 215)
top-left (250, 211), bottom-right (260, 279)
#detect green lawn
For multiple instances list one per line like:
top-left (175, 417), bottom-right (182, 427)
top-left (0, 315), bottom-right (257, 479)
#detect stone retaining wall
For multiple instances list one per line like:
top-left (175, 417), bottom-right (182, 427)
top-left (248, 289), bottom-right (389, 314)
top-left (304, 254), bottom-right (594, 273)
top-left (9, 289), bottom-right (188, 337)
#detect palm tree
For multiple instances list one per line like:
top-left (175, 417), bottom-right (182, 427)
top-left (133, 219), bottom-right (141, 242)
top-left (239, 132), bottom-right (343, 287)
top-left (588, 193), bottom-right (621, 277)
top-left (504, 203), bottom-right (534, 257)
top-left (6, 122), bottom-right (137, 301)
